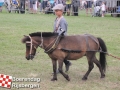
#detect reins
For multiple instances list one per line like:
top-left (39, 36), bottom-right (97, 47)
top-left (44, 35), bottom-right (61, 53)
top-left (101, 51), bottom-right (120, 60)
top-left (87, 50), bottom-right (120, 60)
top-left (93, 50), bottom-right (120, 60)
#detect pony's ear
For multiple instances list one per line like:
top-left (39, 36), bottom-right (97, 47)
top-left (21, 35), bottom-right (29, 43)
top-left (24, 35), bottom-right (29, 37)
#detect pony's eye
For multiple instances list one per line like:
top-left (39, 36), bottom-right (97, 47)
top-left (27, 45), bottom-right (30, 47)
top-left (26, 44), bottom-right (30, 47)
top-left (26, 45), bottom-right (30, 48)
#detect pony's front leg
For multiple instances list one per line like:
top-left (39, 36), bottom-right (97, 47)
top-left (58, 59), bottom-right (70, 81)
top-left (51, 59), bottom-right (57, 81)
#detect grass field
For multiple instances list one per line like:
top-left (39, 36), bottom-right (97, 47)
top-left (0, 11), bottom-right (120, 90)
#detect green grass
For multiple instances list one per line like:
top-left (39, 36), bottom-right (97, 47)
top-left (0, 11), bottom-right (120, 90)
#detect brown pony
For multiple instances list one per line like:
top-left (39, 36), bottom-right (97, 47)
top-left (21, 32), bottom-right (107, 81)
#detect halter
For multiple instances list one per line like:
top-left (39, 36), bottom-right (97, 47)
top-left (26, 32), bottom-right (44, 55)
top-left (26, 32), bottom-right (59, 55)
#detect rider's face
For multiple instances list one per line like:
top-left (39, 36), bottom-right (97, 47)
top-left (55, 9), bottom-right (63, 17)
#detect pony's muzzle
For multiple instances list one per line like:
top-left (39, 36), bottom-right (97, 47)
top-left (26, 54), bottom-right (34, 60)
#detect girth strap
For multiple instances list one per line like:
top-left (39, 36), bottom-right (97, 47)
top-left (61, 48), bottom-right (81, 53)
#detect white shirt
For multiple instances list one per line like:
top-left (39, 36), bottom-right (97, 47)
top-left (101, 4), bottom-right (106, 11)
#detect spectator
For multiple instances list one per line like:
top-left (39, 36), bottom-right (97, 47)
top-left (101, 2), bottom-right (106, 17)
top-left (33, 0), bottom-right (38, 13)
top-left (93, 0), bottom-right (97, 6)
top-left (40, 0), bottom-right (43, 12)
top-left (62, 0), bottom-right (66, 15)
top-left (0, 0), bottom-right (4, 12)
top-left (85, 0), bottom-right (93, 16)
top-left (66, 0), bottom-right (72, 16)
top-left (25, 0), bottom-right (29, 11)
top-left (43, 0), bottom-right (48, 13)
top-left (92, 4), bottom-right (101, 17)
top-left (45, 1), bottom-right (52, 14)
top-left (29, 0), bottom-right (33, 13)
top-left (81, 0), bottom-right (86, 10)
top-left (72, 0), bottom-right (80, 16)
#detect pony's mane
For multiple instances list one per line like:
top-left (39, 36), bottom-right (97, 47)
top-left (21, 32), bottom-right (58, 43)
top-left (29, 32), bottom-right (58, 37)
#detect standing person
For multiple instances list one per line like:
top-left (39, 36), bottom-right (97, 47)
top-left (85, 0), bottom-right (93, 16)
top-left (20, 0), bottom-right (26, 14)
top-left (0, 0), bottom-right (4, 12)
top-left (43, 0), bottom-right (48, 13)
top-left (33, 0), bottom-right (38, 13)
top-left (81, 0), bottom-right (86, 10)
top-left (39, 0), bottom-right (43, 12)
top-left (66, 0), bottom-right (72, 16)
top-left (52, 4), bottom-right (71, 72)
top-left (72, 0), bottom-right (80, 16)
top-left (62, 0), bottom-right (66, 15)
top-left (93, 0), bottom-right (97, 6)
top-left (101, 2), bottom-right (106, 17)
top-left (29, 0), bottom-right (33, 13)
top-left (45, 1), bottom-right (52, 14)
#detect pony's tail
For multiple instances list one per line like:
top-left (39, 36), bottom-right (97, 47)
top-left (97, 38), bottom-right (107, 72)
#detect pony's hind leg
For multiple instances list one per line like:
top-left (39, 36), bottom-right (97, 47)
top-left (82, 52), bottom-right (95, 80)
top-left (93, 57), bottom-right (105, 78)
top-left (51, 59), bottom-right (57, 81)
top-left (58, 59), bottom-right (70, 81)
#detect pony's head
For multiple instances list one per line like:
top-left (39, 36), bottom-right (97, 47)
top-left (21, 35), bottom-right (41, 60)
top-left (21, 32), bottom-right (58, 60)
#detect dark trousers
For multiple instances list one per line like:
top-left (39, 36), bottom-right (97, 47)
top-left (73, 6), bottom-right (78, 16)
top-left (64, 59), bottom-right (70, 65)
top-left (43, 1), bottom-right (47, 9)
top-left (20, 0), bottom-right (25, 13)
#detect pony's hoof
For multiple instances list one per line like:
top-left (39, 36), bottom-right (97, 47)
top-left (101, 75), bottom-right (105, 78)
top-left (66, 75), bottom-right (70, 81)
top-left (51, 78), bottom-right (57, 81)
top-left (82, 77), bottom-right (87, 80)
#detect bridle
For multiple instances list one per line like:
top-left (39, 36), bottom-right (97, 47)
top-left (26, 32), bottom-right (44, 56)
top-left (26, 32), bottom-right (59, 56)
